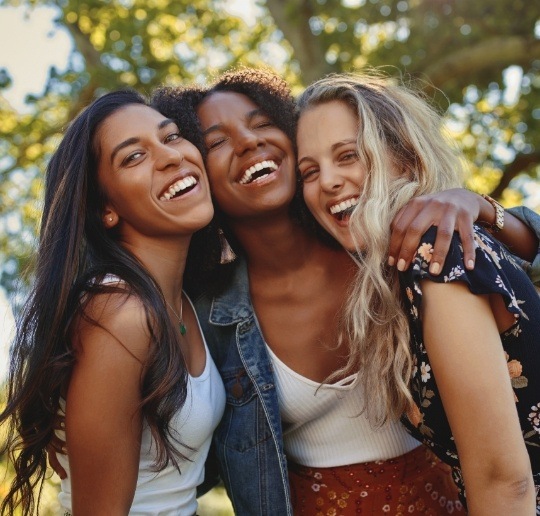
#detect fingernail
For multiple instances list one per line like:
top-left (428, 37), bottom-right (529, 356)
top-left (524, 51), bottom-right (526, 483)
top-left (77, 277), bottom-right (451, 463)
top-left (397, 259), bottom-right (406, 271)
top-left (388, 256), bottom-right (395, 266)
top-left (429, 262), bottom-right (440, 275)
top-left (467, 259), bottom-right (474, 270)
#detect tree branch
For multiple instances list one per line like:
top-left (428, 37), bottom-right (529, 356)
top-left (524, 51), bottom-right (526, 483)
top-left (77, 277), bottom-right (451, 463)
top-left (422, 36), bottom-right (540, 89)
top-left (63, 20), bottom-right (105, 118)
top-left (491, 151), bottom-right (540, 198)
top-left (265, 0), bottom-right (335, 83)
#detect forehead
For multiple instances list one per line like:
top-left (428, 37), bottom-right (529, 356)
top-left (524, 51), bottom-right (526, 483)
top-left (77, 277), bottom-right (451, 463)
top-left (297, 100), bottom-right (359, 146)
top-left (197, 91), bottom-right (259, 128)
top-left (97, 104), bottom-right (167, 149)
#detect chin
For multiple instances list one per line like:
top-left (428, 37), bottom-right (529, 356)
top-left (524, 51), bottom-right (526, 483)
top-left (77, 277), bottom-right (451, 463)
top-left (332, 232), bottom-right (356, 252)
top-left (190, 206), bottom-right (215, 232)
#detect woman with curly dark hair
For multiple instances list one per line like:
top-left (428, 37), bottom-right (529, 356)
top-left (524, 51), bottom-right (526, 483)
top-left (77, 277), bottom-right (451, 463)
top-left (151, 68), bottom-right (540, 515)
top-left (1, 90), bottom-right (225, 515)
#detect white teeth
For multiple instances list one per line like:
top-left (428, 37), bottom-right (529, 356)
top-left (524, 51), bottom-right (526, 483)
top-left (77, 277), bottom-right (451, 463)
top-left (252, 174), bottom-right (270, 184)
top-left (329, 197), bottom-right (359, 215)
top-left (160, 176), bottom-right (198, 201)
top-left (239, 160), bottom-right (278, 184)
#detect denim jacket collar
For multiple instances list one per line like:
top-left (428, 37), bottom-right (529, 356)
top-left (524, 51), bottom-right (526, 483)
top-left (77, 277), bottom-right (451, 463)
top-left (209, 258), bottom-right (254, 325)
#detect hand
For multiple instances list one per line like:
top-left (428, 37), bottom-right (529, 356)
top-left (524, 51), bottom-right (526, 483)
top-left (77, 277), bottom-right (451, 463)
top-left (389, 189), bottom-right (480, 274)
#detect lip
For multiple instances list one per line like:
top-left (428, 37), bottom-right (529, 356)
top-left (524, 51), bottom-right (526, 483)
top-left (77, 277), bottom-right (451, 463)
top-left (236, 154), bottom-right (282, 185)
top-left (158, 171), bottom-right (201, 201)
top-left (326, 195), bottom-right (359, 227)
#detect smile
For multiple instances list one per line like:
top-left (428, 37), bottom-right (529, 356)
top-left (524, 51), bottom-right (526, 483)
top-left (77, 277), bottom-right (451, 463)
top-left (239, 160), bottom-right (279, 185)
top-left (329, 197), bottom-right (359, 221)
top-left (160, 175), bottom-right (198, 201)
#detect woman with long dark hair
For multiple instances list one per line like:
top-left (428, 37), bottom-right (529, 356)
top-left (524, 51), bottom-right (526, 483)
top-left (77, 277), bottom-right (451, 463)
top-left (1, 90), bottom-right (225, 515)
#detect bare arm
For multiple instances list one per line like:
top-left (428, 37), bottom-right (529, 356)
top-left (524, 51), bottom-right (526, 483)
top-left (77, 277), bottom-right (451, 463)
top-left (66, 294), bottom-right (149, 515)
top-left (420, 280), bottom-right (535, 515)
top-left (389, 189), bottom-right (538, 274)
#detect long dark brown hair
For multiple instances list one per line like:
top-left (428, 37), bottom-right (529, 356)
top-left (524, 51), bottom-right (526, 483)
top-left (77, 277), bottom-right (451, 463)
top-left (1, 90), bottom-right (192, 514)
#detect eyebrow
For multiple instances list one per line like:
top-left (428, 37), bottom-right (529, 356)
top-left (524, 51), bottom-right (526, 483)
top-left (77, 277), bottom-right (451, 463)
top-left (110, 118), bottom-right (176, 164)
top-left (297, 139), bottom-right (357, 166)
top-left (201, 109), bottom-right (267, 137)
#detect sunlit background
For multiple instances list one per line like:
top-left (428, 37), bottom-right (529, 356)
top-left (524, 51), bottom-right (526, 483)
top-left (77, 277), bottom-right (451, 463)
top-left (1, 0), bottom-right (539, 512)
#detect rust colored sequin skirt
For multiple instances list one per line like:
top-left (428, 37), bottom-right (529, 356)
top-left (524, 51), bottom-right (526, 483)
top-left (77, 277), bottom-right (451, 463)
top-left (288, 445), bottom-right (464, 515)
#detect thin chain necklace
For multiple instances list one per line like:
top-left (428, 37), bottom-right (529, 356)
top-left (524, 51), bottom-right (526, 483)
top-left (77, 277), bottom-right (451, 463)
top-left (165, 298), bottom-right (187, 336)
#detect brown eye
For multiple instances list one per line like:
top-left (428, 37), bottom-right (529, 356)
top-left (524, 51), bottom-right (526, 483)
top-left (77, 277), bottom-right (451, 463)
top-left (340, 151), bottom-right (359, 163)
top-left (122, 151), bottom-right (144, 166)
top-left (165, 132), bottom-right (182, 143)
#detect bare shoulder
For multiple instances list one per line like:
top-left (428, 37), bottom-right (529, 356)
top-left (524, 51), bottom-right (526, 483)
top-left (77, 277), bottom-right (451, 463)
top-left (73, 289), bottom-right (152, 365)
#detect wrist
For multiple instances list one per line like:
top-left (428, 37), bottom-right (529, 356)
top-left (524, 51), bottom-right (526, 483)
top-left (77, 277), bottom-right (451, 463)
top-left (479, 194), bottom-right (505, 233)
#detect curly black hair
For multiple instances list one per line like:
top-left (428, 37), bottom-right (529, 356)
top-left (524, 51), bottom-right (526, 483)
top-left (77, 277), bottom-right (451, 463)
top-left (152, 68), bottom-right (336, 295)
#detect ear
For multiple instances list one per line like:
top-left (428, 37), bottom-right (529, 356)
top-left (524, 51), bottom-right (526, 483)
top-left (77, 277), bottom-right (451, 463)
top-left (102, 207), bottom-right (119, 229)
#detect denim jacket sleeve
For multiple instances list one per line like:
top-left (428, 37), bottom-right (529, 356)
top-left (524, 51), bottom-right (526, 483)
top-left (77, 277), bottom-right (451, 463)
top-left (507, 206), bottom-right (540, 285)
top-left (193, 261), bottom-right (293, 516)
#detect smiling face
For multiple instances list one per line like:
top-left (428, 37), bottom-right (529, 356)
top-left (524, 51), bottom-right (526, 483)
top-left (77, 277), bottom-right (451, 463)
top-left (298, 100), bottom-right (365, 251)
top-left (196, 91), bottom-right (296, 221)
top-left (96, 104), bottom-right (213, 244)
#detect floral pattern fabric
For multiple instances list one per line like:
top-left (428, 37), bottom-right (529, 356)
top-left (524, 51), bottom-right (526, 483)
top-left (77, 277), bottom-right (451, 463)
top-left (398, 226), bottom-right (540, 512)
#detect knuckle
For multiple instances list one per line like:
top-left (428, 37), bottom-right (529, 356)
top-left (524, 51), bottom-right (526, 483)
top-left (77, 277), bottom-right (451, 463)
top-left (436, 226), bottom-right (454, 239)
top-left (407, 223), bottom-right (424, 237)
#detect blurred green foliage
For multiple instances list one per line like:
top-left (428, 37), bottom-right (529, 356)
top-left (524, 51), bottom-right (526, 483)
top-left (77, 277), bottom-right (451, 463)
top-left (1, 0), bottom-right (539, 298)
top-left (1, 0), bottom-right (539, 511)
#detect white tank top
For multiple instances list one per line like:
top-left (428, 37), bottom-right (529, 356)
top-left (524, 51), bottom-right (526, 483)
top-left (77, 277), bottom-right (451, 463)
top-left (266, 345), bottom-right (419, 468)
top-left (56, 296), bottom-right (225, 515)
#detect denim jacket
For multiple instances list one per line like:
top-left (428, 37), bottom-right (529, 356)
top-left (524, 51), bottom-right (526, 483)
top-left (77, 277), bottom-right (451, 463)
top-left (194, 206), bottom-right (540, 515)
top-left (507, 206), bottom-right (540, 284)
top-left (193, 260), bottom-right (292, 515)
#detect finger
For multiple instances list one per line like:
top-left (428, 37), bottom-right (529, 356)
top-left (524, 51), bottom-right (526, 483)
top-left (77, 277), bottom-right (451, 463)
top-left (456, 220), bottom-right (476, 270)
top-left (389, 204), bottom-right (417, 266)
top-left (428, 225), bottom-right (455, 275)
top-left (395, 220), bottom-right (427, 271)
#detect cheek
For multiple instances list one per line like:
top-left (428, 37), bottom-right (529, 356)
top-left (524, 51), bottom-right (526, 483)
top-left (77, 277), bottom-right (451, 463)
top-left (302, 184), bottom-right (325, 220)
top-left (204, 154), bottom-right (227, 187)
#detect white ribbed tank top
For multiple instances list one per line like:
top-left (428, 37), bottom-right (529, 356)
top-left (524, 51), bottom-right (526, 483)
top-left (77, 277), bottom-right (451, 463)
top-left (266, 345), bottom-right (419, 468)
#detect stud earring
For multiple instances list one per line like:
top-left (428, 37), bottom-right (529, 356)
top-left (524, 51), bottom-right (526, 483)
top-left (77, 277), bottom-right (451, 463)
top-left (109, 217), bottom-right (113, 222)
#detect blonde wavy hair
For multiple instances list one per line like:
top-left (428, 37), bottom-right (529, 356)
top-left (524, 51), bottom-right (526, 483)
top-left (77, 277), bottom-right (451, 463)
top-left (297, 72), bottom-right (464, 426)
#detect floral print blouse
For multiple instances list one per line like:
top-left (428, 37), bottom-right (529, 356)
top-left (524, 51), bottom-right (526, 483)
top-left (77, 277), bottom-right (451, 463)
top-left (398, 225), bottom-right (540, 511)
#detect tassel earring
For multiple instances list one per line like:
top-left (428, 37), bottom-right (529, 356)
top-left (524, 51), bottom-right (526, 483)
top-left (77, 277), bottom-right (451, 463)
top-left (219, 228), bottom-right (236, 264)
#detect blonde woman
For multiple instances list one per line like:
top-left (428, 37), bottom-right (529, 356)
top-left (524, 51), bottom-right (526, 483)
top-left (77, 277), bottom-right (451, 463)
top-left (297, 73), bottom-right (539, 514)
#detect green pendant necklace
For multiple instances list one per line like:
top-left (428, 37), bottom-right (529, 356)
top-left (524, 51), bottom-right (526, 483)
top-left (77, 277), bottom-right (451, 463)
top-left (166, 299), bottom-right (187, 336)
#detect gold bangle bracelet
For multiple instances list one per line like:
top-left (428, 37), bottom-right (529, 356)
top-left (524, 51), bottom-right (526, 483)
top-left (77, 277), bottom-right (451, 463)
top-left (480, 194), bottom-right (505, 233)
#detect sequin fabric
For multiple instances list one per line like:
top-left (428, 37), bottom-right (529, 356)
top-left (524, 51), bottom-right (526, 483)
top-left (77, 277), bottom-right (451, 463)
top-left (289, 446), bottom-right (464, 515)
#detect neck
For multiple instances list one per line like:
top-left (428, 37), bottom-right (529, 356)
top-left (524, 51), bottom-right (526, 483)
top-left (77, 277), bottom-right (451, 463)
top-left (230, 212), bottom-right (322, 274)
top-left (121, 234), bottom-right (189, 303)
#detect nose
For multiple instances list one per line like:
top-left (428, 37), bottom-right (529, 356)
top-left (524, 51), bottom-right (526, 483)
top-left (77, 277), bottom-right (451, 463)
top-left (233, 127), bottom-right (264, 156)
top-left (155, 141), bottom-right (184, 171)
top-left (319, 163), bottom-right (344, 193)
